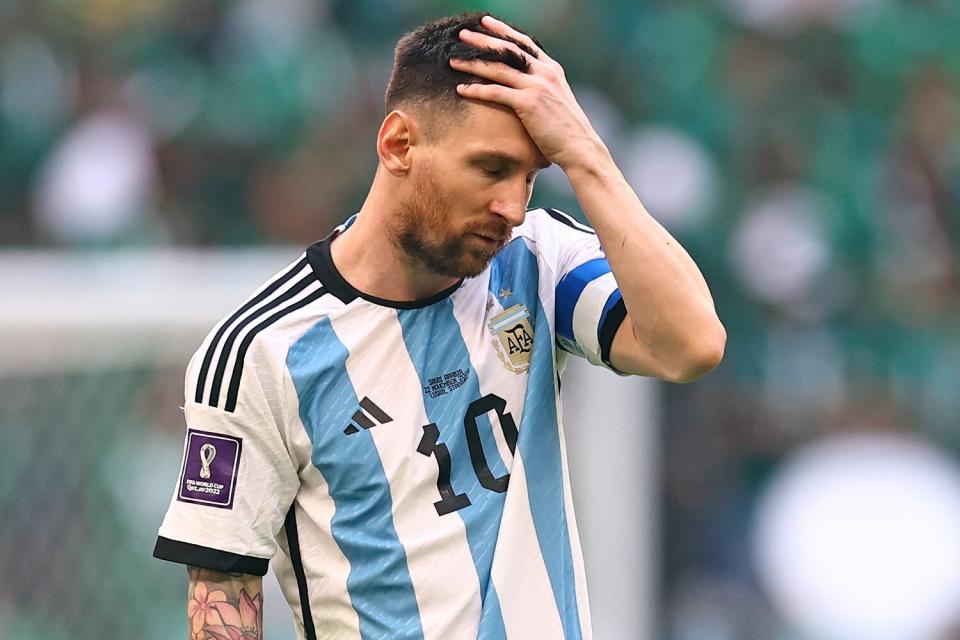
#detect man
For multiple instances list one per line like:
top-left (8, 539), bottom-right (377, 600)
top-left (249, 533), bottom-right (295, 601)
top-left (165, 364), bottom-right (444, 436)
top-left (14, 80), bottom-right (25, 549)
top-left (154, 12), bottom-right (725, 640)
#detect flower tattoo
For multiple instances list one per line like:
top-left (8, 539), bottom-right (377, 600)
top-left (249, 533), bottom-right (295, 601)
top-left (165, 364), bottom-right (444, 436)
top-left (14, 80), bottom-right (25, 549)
top-left (187, 567), bottom-right (263, 640)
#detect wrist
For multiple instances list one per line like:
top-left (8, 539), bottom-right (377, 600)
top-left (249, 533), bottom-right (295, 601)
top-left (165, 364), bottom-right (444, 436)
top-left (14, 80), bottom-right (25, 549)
top-left (560, 137), bottom-right (615, 180)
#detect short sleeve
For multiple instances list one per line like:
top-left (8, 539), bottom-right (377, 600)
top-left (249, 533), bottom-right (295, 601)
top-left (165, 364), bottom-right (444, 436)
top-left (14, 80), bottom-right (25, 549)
top-left (153, 341), bottom-right (299, 576)
top-left (545, 208), bottom-right (628, 374)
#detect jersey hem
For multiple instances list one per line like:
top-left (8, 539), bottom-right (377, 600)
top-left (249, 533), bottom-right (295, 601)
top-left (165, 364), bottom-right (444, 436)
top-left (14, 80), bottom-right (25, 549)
top-left (153, 536), bottom-right (270, 576)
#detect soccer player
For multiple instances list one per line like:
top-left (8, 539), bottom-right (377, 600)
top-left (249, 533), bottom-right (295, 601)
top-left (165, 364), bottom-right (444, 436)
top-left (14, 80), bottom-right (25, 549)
top-left (154, 12), bottom-right (725, 640)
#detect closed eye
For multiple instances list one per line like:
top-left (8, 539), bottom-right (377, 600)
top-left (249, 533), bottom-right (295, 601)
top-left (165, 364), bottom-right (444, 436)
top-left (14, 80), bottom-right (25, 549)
top-left (483, 168), bottom-right (507, 179)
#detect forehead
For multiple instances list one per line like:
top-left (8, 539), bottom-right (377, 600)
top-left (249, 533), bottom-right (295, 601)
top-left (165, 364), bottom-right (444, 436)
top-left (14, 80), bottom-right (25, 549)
top-left (442, 101), bottom-right (549, 170)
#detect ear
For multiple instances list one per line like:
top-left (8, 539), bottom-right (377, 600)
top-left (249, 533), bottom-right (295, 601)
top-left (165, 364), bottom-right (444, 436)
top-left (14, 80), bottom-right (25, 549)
top-left (377, 110), bottom-right (420, 176)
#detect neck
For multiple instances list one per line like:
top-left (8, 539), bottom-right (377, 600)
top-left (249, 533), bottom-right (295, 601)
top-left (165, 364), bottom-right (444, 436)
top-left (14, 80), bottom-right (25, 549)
top-left (329, 173), bottom-right (459, 302)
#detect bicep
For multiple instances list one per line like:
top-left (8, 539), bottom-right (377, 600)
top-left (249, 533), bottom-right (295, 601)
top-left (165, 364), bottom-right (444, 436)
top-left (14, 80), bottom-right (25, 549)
top-left (608, 311), bottom-right (725, 383)
top-left (187, 566), bottom-right (264, 639)
top-left (607, 315), bottom-right (665, 378)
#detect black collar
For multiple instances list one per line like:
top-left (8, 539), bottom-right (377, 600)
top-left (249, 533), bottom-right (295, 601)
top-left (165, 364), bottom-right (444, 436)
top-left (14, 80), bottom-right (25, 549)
top-left (306, 228), bottom-right (465, 309)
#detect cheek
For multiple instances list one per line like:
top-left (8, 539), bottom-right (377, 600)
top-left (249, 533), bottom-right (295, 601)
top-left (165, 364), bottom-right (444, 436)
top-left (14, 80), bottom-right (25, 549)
top-left (462, 181), bottom-right (496, 215)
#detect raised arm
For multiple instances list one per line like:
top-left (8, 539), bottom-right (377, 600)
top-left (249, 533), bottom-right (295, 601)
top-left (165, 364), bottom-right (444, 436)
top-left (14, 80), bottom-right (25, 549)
top-left (453, 15), bottom-right (726, 381)
top-left (187, 566), bottom-right (264, 640)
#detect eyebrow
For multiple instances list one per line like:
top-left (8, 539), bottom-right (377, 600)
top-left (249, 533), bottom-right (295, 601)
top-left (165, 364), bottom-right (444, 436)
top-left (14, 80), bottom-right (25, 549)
top-left (468, 150), bottom-right (552, 172)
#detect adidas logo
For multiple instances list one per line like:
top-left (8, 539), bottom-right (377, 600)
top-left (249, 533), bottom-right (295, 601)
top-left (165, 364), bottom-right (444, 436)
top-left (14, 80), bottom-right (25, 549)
top-left (343, 397), bottom-right (393, 435)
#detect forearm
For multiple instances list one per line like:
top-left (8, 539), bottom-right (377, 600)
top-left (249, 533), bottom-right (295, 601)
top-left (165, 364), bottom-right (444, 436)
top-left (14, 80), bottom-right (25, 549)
top-left (187, 565), bottom-right (264, 640)
top-left (447, 15), bottom-right (722, 377)
top-left (564, 142), bottom-right (724, 359)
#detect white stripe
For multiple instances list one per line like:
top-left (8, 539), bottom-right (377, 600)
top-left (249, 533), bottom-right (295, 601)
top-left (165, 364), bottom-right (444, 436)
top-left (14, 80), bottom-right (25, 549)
top-left (330, 305), bottom-right (483, 640)
top-left (450, 269), bottom-right (564, 639)
top-left (451, 285), bottom-right (522, 471)
top-left (552, 274), bottom-right (594, 639)
top-left (556, 409), bottom-right (594, 639)
top-left (571, 272), bottom-right (618, 364)
top-left (491, 453), bottom-right (566, 639)
top-left (551, 313), bottom-right (593, 639)
top-left (549, 315), bottom-right (594, 638)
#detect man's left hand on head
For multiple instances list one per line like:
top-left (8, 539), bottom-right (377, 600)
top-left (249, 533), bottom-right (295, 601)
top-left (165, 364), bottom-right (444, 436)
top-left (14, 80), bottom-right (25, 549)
top-left (450, 15), bottom-right (604, 171)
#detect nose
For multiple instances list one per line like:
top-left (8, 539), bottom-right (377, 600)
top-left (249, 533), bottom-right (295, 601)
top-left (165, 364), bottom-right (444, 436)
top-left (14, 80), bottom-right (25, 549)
top-left (489, 185), bottom-right (528, 228)
top-left (489, 203), bottom-right (525, 228)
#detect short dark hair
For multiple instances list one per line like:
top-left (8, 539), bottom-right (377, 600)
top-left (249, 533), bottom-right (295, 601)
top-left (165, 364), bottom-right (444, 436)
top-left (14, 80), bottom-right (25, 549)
top-left (385, 13), bottom-right (544, 120)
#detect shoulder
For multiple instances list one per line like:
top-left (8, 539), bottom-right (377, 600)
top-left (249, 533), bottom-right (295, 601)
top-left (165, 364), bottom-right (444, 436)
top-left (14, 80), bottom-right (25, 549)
top-left (510, 207), bottom-right (600, 268)
top-left (514, 207), bottom-right (597, 244)
top-left (185, 252), bottom-right (341, 414)
top-left (524, 207), bottom-right (596, 234)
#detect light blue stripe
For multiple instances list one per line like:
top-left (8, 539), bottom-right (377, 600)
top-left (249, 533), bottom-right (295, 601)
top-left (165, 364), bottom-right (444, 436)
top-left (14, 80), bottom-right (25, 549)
top-left (477, 587), bottom-right (508, 640)
top-left (287, 317), bottom-right (424, 640)
top-left (555, 258), bottom-right (612, 343)
top-left (489, 305), bottom-right (528, 332)
top-left (396, 300), bottom-right (508, 639)
top-left (490, 240), bottom-right (583, 639)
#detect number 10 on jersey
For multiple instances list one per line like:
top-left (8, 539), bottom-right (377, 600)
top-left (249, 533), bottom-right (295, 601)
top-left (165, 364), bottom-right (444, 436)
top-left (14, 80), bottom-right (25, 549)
top-left (416, 393), bottom-right (518, 516)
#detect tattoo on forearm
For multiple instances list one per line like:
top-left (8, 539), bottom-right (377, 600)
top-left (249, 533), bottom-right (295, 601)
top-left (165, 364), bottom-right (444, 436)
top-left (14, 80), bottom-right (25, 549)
top-left (187, 566), bottom-right (263, 640)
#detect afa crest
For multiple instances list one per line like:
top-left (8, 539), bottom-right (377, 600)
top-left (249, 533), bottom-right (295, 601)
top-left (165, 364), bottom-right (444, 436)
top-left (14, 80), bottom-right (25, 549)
top-left (488, 303), bottom-right (534, 373)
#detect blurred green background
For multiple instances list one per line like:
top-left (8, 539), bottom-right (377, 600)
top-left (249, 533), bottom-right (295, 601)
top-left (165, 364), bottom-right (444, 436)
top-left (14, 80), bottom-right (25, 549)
top-left (1, 0), bottom-right (959, 638)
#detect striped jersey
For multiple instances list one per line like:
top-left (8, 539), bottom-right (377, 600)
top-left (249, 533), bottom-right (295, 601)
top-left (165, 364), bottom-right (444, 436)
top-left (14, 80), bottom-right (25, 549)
top-left (154, 207), bottom-right (627, 640)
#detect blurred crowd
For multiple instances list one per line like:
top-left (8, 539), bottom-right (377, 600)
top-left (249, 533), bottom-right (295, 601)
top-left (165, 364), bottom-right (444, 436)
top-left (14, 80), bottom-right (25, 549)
top-left (1, 0), bottom-right (959, 637)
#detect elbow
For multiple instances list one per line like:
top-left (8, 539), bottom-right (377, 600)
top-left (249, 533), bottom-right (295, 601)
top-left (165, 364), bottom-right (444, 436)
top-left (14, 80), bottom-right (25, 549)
top-left (666, 321), bottom-right (726, 384)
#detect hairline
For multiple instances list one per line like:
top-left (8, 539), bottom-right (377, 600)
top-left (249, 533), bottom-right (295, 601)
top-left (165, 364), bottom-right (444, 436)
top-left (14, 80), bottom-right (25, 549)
top-left (390, 99), bottom-right (464, 142)
top-left (388, 100), bottom-right (552, 174)
top-left (384, 12), bottom-right (543, 129)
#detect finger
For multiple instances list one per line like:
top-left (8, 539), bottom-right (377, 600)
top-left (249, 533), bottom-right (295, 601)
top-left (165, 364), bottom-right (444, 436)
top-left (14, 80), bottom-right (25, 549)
top-left (458, 28), bottom-right (546, 71)
top-left (480, 15), bottom-right (549, 61)
top-left (455, 82), bottom-right (524, 110)
top-left (450, 57), bottom-right (534, 89)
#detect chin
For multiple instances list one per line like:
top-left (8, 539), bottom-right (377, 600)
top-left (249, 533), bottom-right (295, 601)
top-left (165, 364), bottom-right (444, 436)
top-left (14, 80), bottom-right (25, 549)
top-left (460, 245), bottom-right (504, 276)
top-left (457, 262), bottom-right (490, 279)
top-left (435, 257), bottom-right (486, 279)
top-left (428, 251), bottom-right (494, 279)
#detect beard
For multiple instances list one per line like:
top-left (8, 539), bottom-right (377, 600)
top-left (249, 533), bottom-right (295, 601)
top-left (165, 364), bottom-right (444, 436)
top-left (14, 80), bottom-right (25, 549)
top-left (388, 164), bottom-right (512, 279)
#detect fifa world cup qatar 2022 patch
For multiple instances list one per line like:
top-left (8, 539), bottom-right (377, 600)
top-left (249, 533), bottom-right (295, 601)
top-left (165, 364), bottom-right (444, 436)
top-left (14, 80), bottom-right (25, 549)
top-left (177, 429), bottom-right (242, 509)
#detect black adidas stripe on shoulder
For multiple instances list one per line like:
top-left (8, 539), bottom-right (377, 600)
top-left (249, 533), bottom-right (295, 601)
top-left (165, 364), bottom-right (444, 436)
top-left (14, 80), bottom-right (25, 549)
top-left (543, 207), bottom-right (596, 235)
top-left (194, 258), bottom-right (328, 413)
top-left (206, 274), bottom-right (317, 409)
top-left (222, 286), bottom-right (327, 413)
top-left (194, 257), bottom-right (309, 404)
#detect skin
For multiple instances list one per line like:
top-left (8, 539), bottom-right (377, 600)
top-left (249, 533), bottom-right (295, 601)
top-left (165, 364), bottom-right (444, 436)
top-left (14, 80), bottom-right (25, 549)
top-left (186, 566), bottom-right (263, 640)
top-left (330, 98), bottom-right (548, 297)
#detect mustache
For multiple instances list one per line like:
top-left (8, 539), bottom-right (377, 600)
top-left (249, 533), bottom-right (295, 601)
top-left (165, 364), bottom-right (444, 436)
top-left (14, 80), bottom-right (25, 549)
top-left (467, 224), bottom-right (512, 243)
